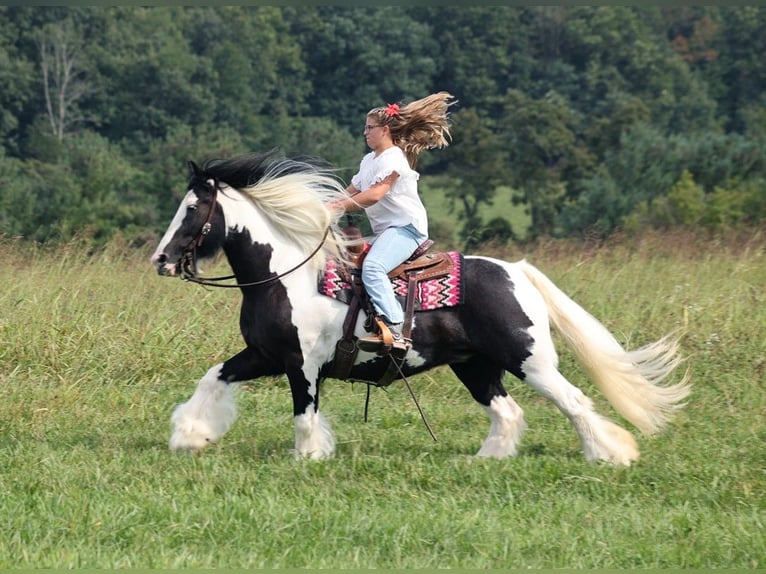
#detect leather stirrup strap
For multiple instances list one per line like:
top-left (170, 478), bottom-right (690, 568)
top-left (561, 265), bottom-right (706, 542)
top-left (342, 296), bottom-right (360, 341)
top-left (327, 296), bottom-right (361, 380)
top-left (327, 269), bottom-right (365, 380)
top-left (375, 317), bottom-right (394, 348)
top-left (402, 270), bottom-right (418, 339)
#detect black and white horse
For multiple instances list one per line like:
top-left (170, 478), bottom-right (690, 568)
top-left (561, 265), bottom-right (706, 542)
top-left (151, 152), bottom-right (690, 465)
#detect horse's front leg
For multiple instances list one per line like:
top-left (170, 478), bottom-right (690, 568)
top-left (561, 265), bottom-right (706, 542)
top-left (169, 347), bottom-right (279, 452)
top-left (285, 362), bottom-right (335, 461)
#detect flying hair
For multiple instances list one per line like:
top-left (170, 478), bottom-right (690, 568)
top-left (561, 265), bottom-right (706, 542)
top-left (368, 91), bottom-right (457, 168)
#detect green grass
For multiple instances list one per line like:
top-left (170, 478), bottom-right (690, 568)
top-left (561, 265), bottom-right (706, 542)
top-left (0, 231), bottom-right (763, 568)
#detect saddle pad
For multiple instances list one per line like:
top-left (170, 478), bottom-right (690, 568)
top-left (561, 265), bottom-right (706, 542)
top-left (318, 251), bottom-right (464, 310)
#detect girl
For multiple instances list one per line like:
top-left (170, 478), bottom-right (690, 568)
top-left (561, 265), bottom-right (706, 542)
top-left (330, 91), bottom-right (456, 354)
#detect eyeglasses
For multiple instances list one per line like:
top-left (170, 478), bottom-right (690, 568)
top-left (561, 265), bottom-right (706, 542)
top-left (364, 124), bottom-right (381, 132)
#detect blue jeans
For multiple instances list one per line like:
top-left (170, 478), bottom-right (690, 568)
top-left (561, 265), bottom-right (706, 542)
top-left (362, 224), bottom-right (426, 325)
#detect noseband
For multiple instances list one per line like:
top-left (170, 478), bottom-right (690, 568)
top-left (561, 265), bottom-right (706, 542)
top-left (179, 182), bottom-right (330, 289)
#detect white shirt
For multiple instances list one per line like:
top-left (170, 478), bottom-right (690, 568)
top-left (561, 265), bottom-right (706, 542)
top-left (350, 146), bottom-right (428, 236)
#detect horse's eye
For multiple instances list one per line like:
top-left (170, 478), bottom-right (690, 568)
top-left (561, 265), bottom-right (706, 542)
top-left (188, 204), bottom-right (198, 212)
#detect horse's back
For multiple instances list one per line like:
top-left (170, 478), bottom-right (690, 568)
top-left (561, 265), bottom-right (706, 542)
top-left (461, 256), bottom-right (549, 324)
top-left (448, 256), bottom-right (554, 372)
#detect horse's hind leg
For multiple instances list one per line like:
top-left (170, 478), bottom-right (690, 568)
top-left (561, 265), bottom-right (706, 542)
top-left (450, 358), bottom-right (527, 458)
top-left (521, 349), bottom-right (639, 465)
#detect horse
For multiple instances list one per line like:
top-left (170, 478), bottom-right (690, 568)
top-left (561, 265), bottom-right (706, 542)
top-left (150, 151), bottom-right (691, 466)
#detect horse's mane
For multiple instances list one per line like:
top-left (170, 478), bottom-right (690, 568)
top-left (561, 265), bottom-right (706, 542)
top-left (201, 150), bottom-right (353, 269)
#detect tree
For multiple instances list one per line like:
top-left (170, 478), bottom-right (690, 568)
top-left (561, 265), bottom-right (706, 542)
top-left (0, 149), bottom-right (36, 237)
top-left (558, 169), bottom-right (626, 237)
top-left (184, 7), bottom-right (311, 122)
top-left (287, 7), bottom-right (440, 132)
top-left (13, 131), bottom-right (150, 243)
top-left (36, 20), bottom-right (89, 141)
top-left (409, 7), bottom-right (532, 115)
top-left (562, 7), bottom-right (720, 133)
top-left (1, 6), bottom-right (766, 243)
top-left (710, 7), bottom-right (766, 132)
top-left (442, 107), bottom-right (509, 242)
top-left (0, 9), bottom-right (37, 154)
top-left (87, 7), bottom-right (217, 143)
top-left (500, 89), bottom-right (577, 237)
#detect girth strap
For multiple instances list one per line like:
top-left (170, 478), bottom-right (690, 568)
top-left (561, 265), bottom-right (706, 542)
top-left (402, 270), bottom-right (418, 339)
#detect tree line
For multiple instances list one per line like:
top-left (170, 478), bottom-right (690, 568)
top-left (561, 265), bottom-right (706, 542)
top-left (1, 6), bottom-right (765, 247)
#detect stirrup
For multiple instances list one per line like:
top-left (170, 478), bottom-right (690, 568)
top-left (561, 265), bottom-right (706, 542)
top-left (388, 336), bottom-right (412, 360)
top-left (357, 333), bottom-right (411, 356)
top-left (357, 318), bottom-right (411, 356)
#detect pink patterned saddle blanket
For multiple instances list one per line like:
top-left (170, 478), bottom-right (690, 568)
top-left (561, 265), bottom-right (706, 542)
top-left (318, 251), bottom-right (464, 311)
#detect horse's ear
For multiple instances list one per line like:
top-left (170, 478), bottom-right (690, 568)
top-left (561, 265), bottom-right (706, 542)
top-left (188, 160), bottom-right (201, 177)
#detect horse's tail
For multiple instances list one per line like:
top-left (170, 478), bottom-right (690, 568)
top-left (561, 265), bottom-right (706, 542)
top-left (519, 260), bottom-right (691, 435)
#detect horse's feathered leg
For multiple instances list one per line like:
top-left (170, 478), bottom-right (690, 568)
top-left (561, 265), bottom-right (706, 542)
top-left (462, 257), bottom-right (641, 465)
top-left (450, 358), bottom-right (527, 458)
top-left (519, 260), bottom-right (690, 435)
top-left (520, 357), bottom-right (640, 465)
top-left (169, 346), bottom-right (281, 452)
top-left (169, 363), bottom-right (237, 451)
top-left (284, 363), bottom-right (335, 461)
top-left (511, 262), bottom-right (666, 465)
top-left (293, 406), bottom-right (335, 461)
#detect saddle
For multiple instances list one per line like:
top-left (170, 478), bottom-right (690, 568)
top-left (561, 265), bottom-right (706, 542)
top-left (388, 240), bottom-right (453, 281)
top-left (326, 234), bottom-right (456, 385)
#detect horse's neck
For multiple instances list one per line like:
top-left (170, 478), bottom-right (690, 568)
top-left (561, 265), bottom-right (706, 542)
top-left (219, 190), bottom-right (308, 276)
top-left (220, 188), bottom-right (281, 243)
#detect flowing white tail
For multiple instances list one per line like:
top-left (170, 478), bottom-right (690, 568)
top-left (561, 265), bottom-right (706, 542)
top-left (520, 260), bottom-right (691, 435)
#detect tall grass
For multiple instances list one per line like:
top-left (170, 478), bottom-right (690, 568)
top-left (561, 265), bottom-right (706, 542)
top-left (0, 231), bottom-right (763, 568)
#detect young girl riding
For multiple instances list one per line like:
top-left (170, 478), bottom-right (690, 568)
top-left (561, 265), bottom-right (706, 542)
top-left (329, 91), bottom-right (457, 354)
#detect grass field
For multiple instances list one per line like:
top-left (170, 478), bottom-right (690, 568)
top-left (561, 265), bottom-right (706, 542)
top-left (0, 230), bottom-right (763, 568)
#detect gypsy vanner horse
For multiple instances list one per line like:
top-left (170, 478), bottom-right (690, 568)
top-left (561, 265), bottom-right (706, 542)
top-left (151, 151), bottom-right (690, 465)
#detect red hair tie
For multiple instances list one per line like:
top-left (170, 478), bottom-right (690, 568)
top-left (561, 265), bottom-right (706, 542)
top-left (384, 103), bottom-right (400, 117)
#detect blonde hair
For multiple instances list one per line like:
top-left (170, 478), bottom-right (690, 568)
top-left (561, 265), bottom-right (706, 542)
top-left (368, 91), bottom-right (457, 168)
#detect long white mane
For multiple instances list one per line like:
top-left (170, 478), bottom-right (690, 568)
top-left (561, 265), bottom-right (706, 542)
top-left (231, 158), bottom-right (355, 270)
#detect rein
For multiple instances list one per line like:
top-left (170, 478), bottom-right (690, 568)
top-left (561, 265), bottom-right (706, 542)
top-left (180, 183), bottom-right (330, 289)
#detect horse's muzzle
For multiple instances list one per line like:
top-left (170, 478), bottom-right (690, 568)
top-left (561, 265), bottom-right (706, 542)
top-left (152, 253), bottom-right (178, 277)
top-left (156, 263), bottom-right (177, 277)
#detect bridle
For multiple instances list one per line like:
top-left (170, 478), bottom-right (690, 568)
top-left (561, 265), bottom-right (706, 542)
top-left (179, 181), bottom-right (330, 289)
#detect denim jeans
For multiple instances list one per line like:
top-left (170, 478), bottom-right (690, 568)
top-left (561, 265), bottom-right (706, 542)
top-left (362, 224), bottom-right (426, 325)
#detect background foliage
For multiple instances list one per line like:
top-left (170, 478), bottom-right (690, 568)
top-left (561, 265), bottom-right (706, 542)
top-left (1, 6), bottom-right (765, 246)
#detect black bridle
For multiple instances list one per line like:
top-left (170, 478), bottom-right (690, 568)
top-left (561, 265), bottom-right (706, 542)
top-left (179, 182), bottom-right (330, 289)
